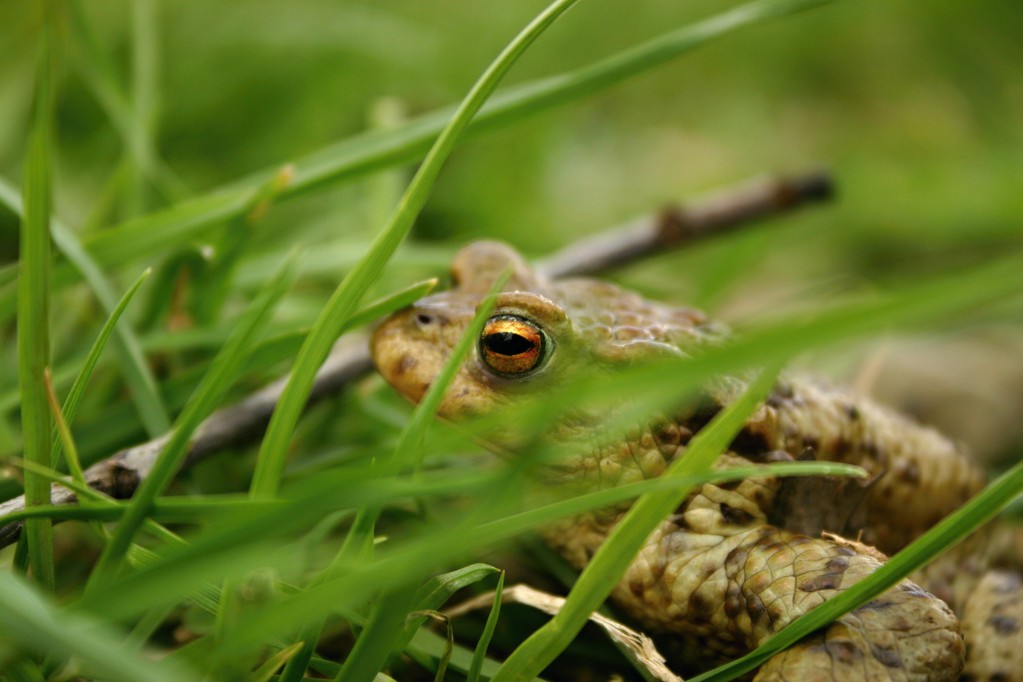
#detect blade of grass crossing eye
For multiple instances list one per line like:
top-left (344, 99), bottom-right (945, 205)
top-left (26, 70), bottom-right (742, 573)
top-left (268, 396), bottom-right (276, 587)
top-left (467, 571), bottom-right (505, 682)
top-left (17, 6), bottom-right (57, 589)
top-left (690, 458), bottom-right (1023, 682)
top-left (395, 269), bottom-right (511, 474)
top-left (247, 0), bottom-right (582, 499)
top-left (51, 268), bottom-right (152, 466)
top-left (490, 364), bottom-right (783, 681)
top-left (283, 273), bottom-right (510, 681)
top-left (85, 250), bottom-right (299, 593)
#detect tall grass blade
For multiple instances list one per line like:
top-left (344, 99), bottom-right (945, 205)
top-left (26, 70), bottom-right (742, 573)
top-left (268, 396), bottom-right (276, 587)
top-left (467, 570), bottom-right (505, 682)
top-left (334, 583), bottom-right (418, 682)
top-left (394, 270), bottom-right (510, 474)
top-left (85, 250), bottom-right (299, 591)
top-left (51, 268), bottom-right (153, 467)
top-left (247, 0), bottom-right (582, 499)
top-left (127, 0), bottom-right (159, 213)
top-left (17, 5), bottom-right (58, 589)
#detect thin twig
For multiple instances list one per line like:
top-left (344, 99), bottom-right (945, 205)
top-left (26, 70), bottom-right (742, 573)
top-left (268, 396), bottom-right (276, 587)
top-left (0, 170), bottom-right (834, 548)
top-left (537, 170), bottom-right (833, 279)
top-left (0, 336), bottom-right (373, 548)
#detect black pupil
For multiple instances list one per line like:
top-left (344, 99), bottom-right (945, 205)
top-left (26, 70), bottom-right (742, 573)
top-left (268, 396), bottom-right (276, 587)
top-left (484, 332), bottom-right (535, 356)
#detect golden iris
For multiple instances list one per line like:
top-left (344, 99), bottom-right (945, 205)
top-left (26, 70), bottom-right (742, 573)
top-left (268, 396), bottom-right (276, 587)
top-left (479, 315), bottom-right (546, 376)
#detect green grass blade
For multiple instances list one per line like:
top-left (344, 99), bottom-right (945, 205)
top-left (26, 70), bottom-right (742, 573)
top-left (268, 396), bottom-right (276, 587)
top-left (191, 166), bottom-right (295, 325)
top-left (283, 270), bottom-right (508, 680)
top-left (247, 0), bottom-right (582, 499)
top-left (393, 270), bottom-right (510, 474)
top-left (393, 563), bottom-right (503, 662)
top-left (50, 218), bottom-right (170, 436)
top-left (51, 268), bottom-right (152, 465)
top-left (43, 369), bottom-right (115, 549)
top-left (0, 174), bottom-right (171, 438)
top-left (478, 461), bottom-right (865, 542)
top-left (85, 250), bottom-right (299, 591)
top-left (0, 462), bottom-right (860, 530)
top-left (467, 570), bottom-right (505, 682)
top-left (249, 642), bottom-right (304, 682)
top-left (347, 278), bottom-right (439, 330)
top-left (0, 573), bottom-right (197, 682)
top-left (231, 0), bottom-right (837, 220)
top-left (67, 0), bottom-right (186, 202)
top-left (0, 498), bottom-right (273, 526)
top-left (412, 564), bottom-right (502, 615)
top-left (127, 0), bottom-right (160, 213)
top-left (0, 275), bottom-right (420, 421)
top-left (409, 628), bottom-right (532, 682)
top-left (490, 365), bottom-right (783, 681)
top-left (691, 459), bottom-right (1023, 682)
top-left (17, 7), bottom-right (57, 590)
top-left (43, 372), bottom-right (87, 489)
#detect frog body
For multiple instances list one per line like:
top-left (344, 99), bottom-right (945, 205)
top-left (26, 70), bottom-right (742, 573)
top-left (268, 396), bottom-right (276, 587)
top-left (371, 241), bottom-right (1020, 681)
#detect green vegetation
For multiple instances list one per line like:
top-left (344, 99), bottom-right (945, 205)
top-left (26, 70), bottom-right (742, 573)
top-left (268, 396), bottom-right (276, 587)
top-left (0, 0), bottom-right (1021, 680)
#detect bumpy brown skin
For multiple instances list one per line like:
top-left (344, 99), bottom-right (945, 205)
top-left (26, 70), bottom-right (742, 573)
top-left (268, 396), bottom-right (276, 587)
top-left (371, 240), bottom-right (1018, 681)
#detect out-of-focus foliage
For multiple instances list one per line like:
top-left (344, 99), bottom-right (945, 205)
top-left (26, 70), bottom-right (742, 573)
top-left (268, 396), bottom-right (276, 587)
top-left (2, 0), bottom-right (1021, 274)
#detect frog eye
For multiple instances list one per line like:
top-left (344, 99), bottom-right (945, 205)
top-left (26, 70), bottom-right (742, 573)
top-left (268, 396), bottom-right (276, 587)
top-left (479, 315), bottom-right (547, 376)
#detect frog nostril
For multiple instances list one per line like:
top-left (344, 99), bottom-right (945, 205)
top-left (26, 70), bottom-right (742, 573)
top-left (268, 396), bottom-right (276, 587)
top-left (416, 313), bottom-right (433, 326)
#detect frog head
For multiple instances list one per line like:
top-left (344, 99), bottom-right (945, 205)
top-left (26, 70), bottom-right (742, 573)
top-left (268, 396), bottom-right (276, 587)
top-left (371, 240), bottom-right (719, 419)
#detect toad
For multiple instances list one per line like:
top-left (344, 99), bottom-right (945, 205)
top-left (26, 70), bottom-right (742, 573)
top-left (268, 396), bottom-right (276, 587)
top-left (371, 240), bottom-right (1021, 681)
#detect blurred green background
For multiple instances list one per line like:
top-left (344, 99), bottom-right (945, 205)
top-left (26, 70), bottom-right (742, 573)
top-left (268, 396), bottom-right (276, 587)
top-left (1, 0), bottom-right (1021, 464)
top-left (2, 0), bottom-right (1020, 259)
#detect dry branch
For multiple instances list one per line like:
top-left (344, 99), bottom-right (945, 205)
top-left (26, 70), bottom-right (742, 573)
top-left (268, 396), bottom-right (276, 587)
top-left (0, 170), bottom-right (834, 548)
